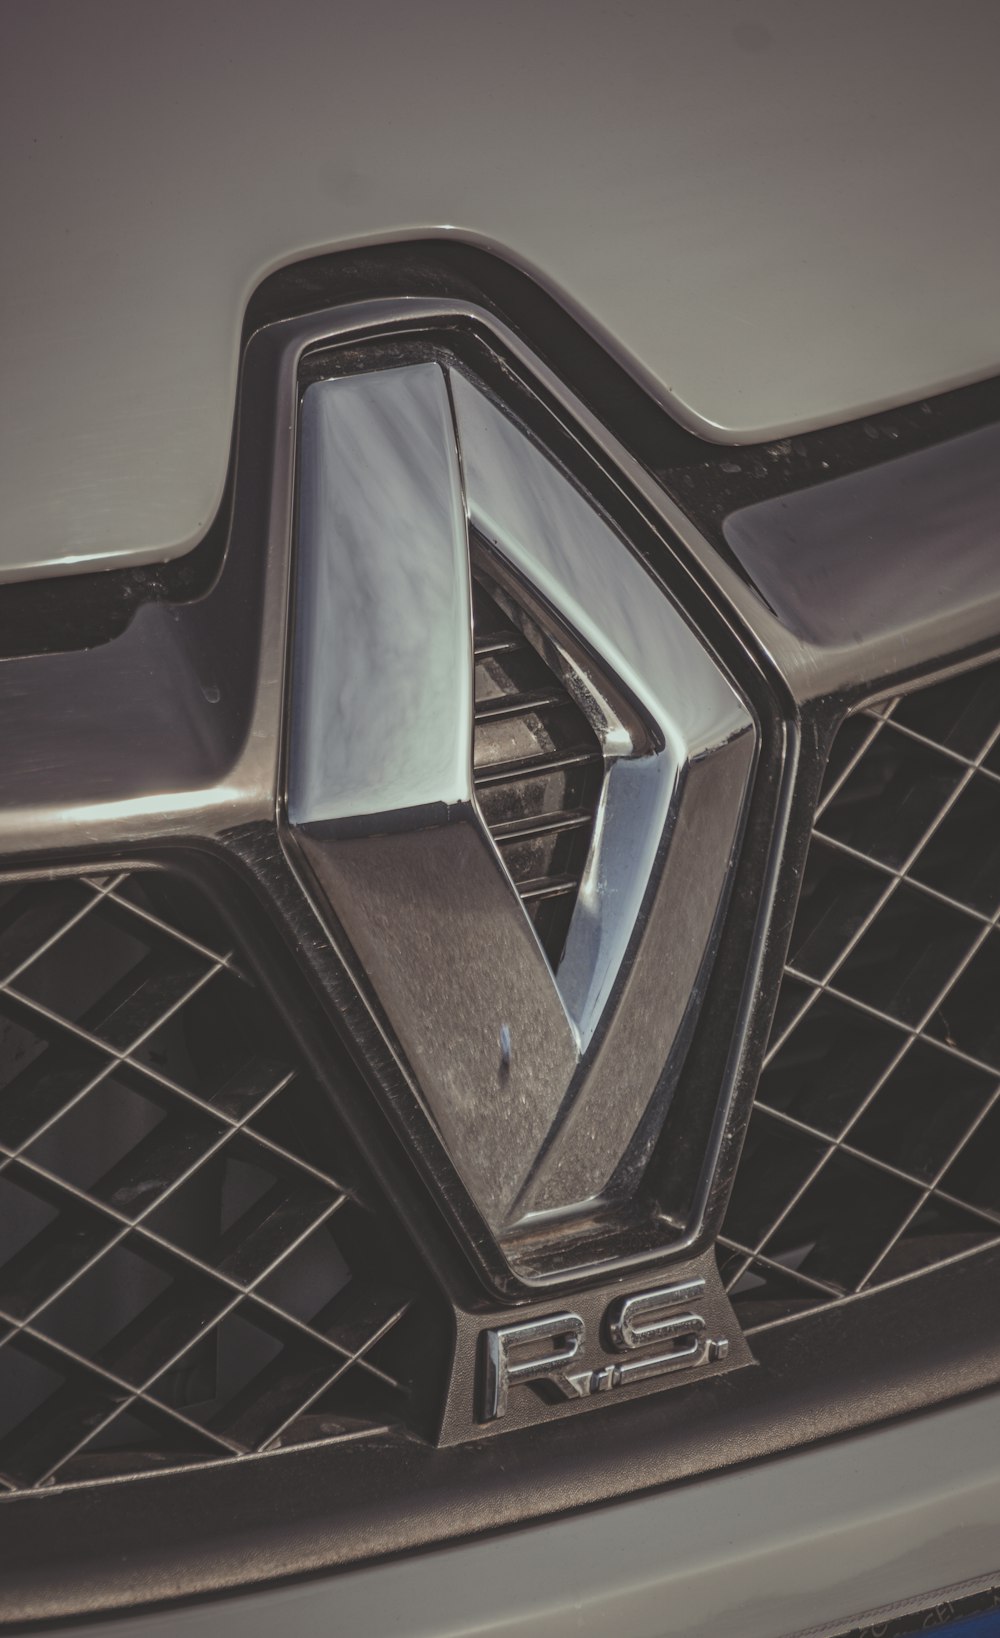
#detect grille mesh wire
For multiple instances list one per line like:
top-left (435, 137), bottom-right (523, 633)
top-left (722, 659), bottom-right (1000, 1331)
top-left (0, 868), bottom-right (425, 1492)
top-left (9, 667), bottom-right (1000, 1487)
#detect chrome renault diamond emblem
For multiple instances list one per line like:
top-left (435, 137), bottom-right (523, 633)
top-left (285, 352), bottom-right (756, 1269)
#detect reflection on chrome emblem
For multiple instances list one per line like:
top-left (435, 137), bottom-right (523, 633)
top-left (285, 345), bottom-right (756, 1275)
top-left (480, 1279), bottom-right (730, 1421)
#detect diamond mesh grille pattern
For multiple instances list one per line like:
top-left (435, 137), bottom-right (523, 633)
top-left (0, 868), bottom-right (425, 1492)
top-left (471, 575), bottom-right (604, 968)
top-left (722, 660), bottom-right (1000, 1331)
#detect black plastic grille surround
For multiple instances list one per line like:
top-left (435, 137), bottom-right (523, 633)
top-left (6, 656), bottom-right (1000, 1492)
top-left (722, 659), bottom-right (1000, 1330)
top-left (471, 575), bottom-right (604, 968)
top-left (0, 867), bottom-right (432, 1492)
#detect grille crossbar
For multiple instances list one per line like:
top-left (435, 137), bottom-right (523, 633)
top-left (0, 869), bottom-right (422, 1491)
top-left (723, 660), bottom-right (1000, 1331)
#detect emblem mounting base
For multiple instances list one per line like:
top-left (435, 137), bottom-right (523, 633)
top-left (439, 1251), bottom-right (752, 1442)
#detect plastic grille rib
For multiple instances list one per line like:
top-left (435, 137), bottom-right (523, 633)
top-left (722, 659), bottom-right (1000, 1331)
top-left (0, 868), bottom-right (430, 1492)
top-left (471, 575), bottom-right (604, 968)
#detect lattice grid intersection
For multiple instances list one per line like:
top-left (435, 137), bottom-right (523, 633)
top-left (0, 868), bottom-right (418, 1491)
top-left (722, 659), bottom-right (1000, 1331)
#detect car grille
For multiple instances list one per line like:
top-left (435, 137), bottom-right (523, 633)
top-left (471, 574), bottom-right (604, 968)
top-left (0, 867), bottom-right (429, 1492)
top-left (721, 659), bottom-right (1000, 1329)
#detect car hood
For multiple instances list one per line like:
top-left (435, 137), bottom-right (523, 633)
top-left (3, 0), bottom-right (1000, 581)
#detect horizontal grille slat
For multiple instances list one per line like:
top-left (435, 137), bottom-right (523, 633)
top-left (490, 809), bottom-right (594, 846)
top-left (473, 688), bottom-right (567, 725)
top-left (723, 658), bottom-right (1000, 1333)
top-left (471, 745), bottom-right (603, 790)
top-left (471, 576), bottom-right (603, 968)
top-left (473, 631), bottom-right (528, 660)
top-left (516, 875), bottom-right (580, 904)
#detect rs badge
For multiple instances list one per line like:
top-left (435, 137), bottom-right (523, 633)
top-left (480, 1278), bottom-right (733, 1422)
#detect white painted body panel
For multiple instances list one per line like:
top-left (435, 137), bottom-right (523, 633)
top-left (3, 0), bottom-right (1000, 578)
top-left (73, 1388), bottom-right (1000, 1638)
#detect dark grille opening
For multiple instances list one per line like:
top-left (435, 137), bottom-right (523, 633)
top-left (0, 868), bottom-right (435, 1492)
top-left (722, 659), bottom-right (1000, 1330)
top-left (471, 576), bottom-right (604, 968)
